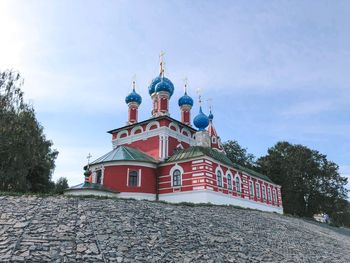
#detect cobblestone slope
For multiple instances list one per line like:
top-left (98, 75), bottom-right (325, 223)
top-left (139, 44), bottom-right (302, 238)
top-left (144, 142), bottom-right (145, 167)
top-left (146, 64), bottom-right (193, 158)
top-left (0, 196), bottom-right (349, 262)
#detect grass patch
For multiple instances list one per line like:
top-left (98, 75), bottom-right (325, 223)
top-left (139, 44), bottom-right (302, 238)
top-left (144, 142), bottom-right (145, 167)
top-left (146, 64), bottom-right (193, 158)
top-left (0, 191), bottom-right (61, 197)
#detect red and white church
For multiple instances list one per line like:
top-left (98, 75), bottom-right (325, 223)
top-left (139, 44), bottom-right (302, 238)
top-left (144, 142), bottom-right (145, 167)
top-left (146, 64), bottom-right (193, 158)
top-left (65, 56), bottom-right (283, 213)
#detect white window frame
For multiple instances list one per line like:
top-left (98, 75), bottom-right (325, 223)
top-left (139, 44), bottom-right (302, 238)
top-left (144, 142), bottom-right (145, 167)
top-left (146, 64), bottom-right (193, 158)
top-left (273, 189), bottom-right (277, 204)
top-left (262, 185), bottom-right (266, 201)
top-left (217, 170), bottom-right (223, 188)
top-left (128, 170), bottom-right (139, 187)
top-left (170, 164), bottom-right (184, 187)
top-left (268, 187), bottom-right (272, 202)
top-left (227, 174), bottom-right (232, 190)
top-left (172, 169), bottom-right (182, 187)
top-left (235, 174), bottom-right (241, 193)
top-left (256, 182), bottom-right (261, 199)
top-left (249, 181), bottom-right (254, 197)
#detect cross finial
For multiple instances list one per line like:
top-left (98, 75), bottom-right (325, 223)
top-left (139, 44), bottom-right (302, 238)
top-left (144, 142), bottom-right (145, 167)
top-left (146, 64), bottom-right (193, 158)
top-left (183, 77), bottom-right (188, 93)
top-left (207, 98), bottom-right (213, 112)
top-left (196, 88), bottom-right (203, 105)
top-left (159, 51), bottom-right (165, 77)
top-left (87, 153), bottom-right (92, 167)
top-left (132, 75), bottom-right (136, 91)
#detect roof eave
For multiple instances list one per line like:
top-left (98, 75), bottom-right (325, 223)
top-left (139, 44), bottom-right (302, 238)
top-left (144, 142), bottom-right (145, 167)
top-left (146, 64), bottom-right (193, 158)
top-left (107, 115), bottom-right (197, 134)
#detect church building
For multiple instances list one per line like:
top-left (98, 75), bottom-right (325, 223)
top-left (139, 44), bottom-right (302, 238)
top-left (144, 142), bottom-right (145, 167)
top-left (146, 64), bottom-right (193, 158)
top-left (65, 54), bottom-right (283, 214)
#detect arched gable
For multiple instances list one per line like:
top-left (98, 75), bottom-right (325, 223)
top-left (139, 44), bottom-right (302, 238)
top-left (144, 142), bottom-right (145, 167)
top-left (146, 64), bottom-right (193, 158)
top-left (181, 127), bottom-right (191, 137)
top-left (117, 130), bottom-right (128, 139)
top-left (146, 121), bottom-right (160, 131)
top-left (130, 126), bottom-right (144, 135)
top-left (169, 122), bottom-right (180, 132)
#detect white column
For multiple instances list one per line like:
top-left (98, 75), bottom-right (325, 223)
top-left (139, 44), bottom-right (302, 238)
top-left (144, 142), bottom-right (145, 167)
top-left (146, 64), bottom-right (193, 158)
top-left (165, 136), bottom-right (169, 158)
top-left (127, 168), bottom-right (130, 186)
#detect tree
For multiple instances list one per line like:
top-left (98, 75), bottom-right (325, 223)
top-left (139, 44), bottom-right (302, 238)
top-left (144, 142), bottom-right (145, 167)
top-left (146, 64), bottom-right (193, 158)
top-left (0, 70), bottom-right (58, 192)
top-left (223, 140), bottom-right (256, 169)
top-left (55, 177), bottom-right (69, 194)
top-left (257, 141), bottom-right (348, 218)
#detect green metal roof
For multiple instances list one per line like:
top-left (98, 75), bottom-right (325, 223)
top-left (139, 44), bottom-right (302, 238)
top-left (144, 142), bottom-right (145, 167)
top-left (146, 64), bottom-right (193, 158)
top-left (90, 146), bottom-right (157, 165)
top-left (166, 146), bottom-right (273, 183)
top-left (65, 182), bottom-right (119, 193)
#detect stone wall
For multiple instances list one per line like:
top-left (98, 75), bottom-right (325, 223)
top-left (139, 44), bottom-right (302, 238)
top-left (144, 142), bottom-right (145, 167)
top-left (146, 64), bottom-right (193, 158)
top-left (0, 196), bottom-right (349, 262)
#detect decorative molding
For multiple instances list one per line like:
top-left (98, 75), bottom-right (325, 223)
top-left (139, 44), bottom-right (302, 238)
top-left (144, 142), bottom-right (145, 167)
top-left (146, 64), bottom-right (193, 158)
top-left (130, 125), bottom-right (144, 136)
top-left (117, 130), bottom-right (129, 139)
top-left (112, 126), bottom-right (195, 148)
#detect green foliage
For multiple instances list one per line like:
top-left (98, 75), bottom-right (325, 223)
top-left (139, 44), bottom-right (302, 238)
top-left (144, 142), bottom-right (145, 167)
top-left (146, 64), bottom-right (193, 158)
top-left (0, 70), bottom-right (58, 193)
top-left (257, 142), bottom-right (348, 219)
top-left (223, 140), bottom-right (256, 169)
top-left (330, 200), bottom-right (350, 228)
top-left (54, 177), bottom-right (69, 194)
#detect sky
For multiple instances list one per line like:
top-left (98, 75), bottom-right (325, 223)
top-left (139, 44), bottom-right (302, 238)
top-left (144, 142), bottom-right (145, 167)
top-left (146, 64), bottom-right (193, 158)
top-left (0, 0), bottom-right (349, 195)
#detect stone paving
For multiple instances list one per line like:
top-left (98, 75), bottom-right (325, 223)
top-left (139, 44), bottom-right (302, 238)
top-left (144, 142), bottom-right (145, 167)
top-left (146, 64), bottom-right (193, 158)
top-left (0, 196), bottom-right (349, 262)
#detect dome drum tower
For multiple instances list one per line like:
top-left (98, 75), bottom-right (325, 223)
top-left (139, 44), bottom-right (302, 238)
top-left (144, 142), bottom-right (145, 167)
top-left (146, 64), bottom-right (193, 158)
top-left (125, 81), bottom-right (142, 125)
top-left (178, 86), bottom-right (194, 126)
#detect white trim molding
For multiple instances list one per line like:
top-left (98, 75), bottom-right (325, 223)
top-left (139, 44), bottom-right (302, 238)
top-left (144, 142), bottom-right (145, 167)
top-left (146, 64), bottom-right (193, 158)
top-left (92, 161), bottom-right (157, 169)
top-left (159, 190), bottom-right (283, 214)
top-left (112, 126), bottom-right (195, 149)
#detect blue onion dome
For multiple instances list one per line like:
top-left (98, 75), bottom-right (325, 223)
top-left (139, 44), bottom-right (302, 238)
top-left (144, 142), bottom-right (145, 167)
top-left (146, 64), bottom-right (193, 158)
top-left (155, 77), bottom-right (174, 97)
top-left (125, 88), bottom-right (142, 105)
top-left (193, 106), bottom-right (209, 131)
top-left (178, 91), bottom-right (194, 107)
top-left (148, 76), bottom-right (174, 96)
top-left (208, 110), bottom-right (214, 121)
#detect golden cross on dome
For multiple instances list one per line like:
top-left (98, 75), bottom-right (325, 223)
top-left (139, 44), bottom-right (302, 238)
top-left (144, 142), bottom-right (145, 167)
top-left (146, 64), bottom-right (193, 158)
top-left (159, 50), bottom-right (165, 76)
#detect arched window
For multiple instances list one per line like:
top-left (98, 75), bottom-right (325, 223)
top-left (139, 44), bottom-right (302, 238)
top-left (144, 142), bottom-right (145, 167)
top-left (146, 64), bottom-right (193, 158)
top-left (262, 185), bottom-right (266, 201)
top-left (96, 170), bottom-right (102, 184)
top-left (129, 171), bottom-right (138, 187)
top-left (256, 183), bottom-right (261, 199)
top-left (249, 181), bottom-right (254, 197)
top-left (217, 171), bottom-right (223, 187)
top-left (173, 169), bottom-right (181, 187)
top-left (227, 174), bottom-right (232, 190)
top-left (268, 187), bottom-right (272, 202)
top-left (273, 189), bottom-right (277, 204)
top-left (235, 176), bottom-right (241, 193)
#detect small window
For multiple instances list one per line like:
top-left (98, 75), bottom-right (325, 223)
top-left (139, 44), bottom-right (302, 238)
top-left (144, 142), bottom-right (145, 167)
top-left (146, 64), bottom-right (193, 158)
top-left (227, 174), bottom-right (232, 190)
top-left (268, 187), bottom-right (272, 202)
top-left (249, 181), bottom-right (254, 197)
top-left (217, 171), bottom-right (223, 187)
top-left (129, 171), bottom-right (138, 187)
top-left (235, 176), bottom-right (241, 193)
top-left (262, 185), bottom-right (266, 201)
top-left (96, 170), bottom-right (102, 184)
top-left (173, 169), bottom-right (181, 187)
top-left (256, 183), bottom-right (261, 199)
